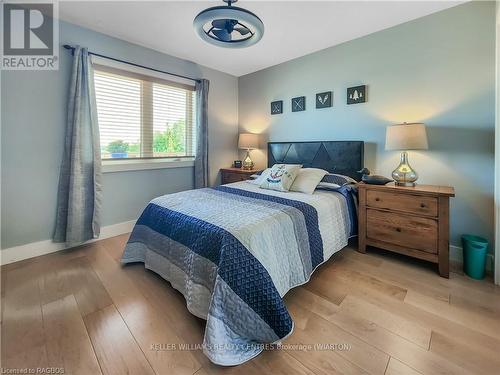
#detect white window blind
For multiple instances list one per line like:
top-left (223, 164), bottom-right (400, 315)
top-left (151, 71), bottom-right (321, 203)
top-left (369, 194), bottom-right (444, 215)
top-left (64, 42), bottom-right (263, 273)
top-left (93, 65), bottom-right (196, 160)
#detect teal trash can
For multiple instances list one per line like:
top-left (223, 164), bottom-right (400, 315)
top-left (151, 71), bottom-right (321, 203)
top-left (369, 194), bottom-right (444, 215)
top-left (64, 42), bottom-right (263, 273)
top-left (461, 235), bottom-right (488, 280)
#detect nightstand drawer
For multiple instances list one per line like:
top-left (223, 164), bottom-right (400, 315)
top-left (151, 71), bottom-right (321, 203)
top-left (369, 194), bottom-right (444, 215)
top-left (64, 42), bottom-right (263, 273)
top-left (366, 190), bottom-right (438, 217)
top-left (222, 172), bottom-right (250, 184)
top-left (220, 168), bottom-right (262, 185)
top-left (366, 209), bottom-right (438, 253)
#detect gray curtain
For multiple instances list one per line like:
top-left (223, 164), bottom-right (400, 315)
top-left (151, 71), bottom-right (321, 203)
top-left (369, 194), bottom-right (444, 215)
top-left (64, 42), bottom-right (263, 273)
top-left (194, 79), bottom-right (210, 188)
top-left (54, 46), bottom-right (102, 247)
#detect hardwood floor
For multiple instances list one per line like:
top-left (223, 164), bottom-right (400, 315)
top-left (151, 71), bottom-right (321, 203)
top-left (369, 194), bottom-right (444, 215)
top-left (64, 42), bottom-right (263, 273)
top-left (1, 234), bottom-right (499, 375)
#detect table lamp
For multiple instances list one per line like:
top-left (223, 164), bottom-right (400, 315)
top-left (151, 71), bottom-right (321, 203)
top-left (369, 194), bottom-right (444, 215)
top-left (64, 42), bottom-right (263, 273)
top-left (385, 122), bottom-right (428, 186)
top-left (238, 133), bottom-right (259, 170)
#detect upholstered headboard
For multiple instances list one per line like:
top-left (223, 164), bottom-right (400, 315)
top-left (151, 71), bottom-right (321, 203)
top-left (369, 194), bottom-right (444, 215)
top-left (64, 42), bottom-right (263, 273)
top-left (267, 141), bottom-right (364, 181)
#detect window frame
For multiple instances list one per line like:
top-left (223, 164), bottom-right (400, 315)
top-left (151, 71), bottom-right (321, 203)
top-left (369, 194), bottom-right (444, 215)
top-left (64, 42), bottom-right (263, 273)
top-left (91, 56), bottom-right (197, 172)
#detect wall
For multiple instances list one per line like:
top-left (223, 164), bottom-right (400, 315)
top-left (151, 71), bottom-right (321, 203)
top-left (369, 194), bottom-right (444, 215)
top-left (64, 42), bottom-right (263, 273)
top-left (239, 1), bottom-right (495, 248)
top-left (1, 21), bottom-right (238, 249)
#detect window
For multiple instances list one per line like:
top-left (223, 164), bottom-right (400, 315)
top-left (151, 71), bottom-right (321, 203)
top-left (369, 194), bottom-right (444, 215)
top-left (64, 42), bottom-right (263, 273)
top-left (93, 65), bottom-right (196, 161)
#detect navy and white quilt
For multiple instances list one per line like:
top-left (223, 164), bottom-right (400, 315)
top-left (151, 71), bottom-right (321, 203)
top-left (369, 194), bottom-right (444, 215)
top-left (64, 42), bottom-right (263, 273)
top-left (121, 181), bottom-right (356, 365)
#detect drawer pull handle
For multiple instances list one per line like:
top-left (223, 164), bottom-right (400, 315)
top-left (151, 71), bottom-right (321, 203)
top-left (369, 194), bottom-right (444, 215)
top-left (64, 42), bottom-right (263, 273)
top-left (396, 228), bottom-right (402, 232)
top-left (375, 198), bottom-right (380, 202)
top-left (420, 203), bottom-right (426, 208)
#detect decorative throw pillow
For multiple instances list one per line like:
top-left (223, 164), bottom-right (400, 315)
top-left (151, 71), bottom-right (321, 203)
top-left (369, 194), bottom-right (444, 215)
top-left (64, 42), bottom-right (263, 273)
top-left (247, 168), bottom-right (271, 185)
top-left (318, 173), bottom-right (357, 189)
top-left (290, 168), bottom-right (328, 194)
top-left (260, 164), bottom-right (302, 192)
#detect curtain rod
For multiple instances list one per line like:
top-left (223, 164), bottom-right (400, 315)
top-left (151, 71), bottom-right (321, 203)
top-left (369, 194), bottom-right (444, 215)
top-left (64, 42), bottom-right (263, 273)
top-left (63, 44), bottom-right (201, 84)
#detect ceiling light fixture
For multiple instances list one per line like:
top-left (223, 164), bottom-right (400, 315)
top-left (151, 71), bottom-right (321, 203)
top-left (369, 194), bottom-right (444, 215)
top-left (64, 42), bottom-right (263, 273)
top-left (193, 0), bottom-right (264, 48)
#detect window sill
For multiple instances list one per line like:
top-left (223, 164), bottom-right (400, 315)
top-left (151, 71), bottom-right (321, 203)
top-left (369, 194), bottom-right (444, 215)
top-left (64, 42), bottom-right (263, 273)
top-left (102, 158), bottom-right (195, 173)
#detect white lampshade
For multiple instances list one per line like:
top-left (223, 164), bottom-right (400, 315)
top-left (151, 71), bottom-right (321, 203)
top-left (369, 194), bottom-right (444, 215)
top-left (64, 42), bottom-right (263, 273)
top-left (385, 123), bottom-right (428, 151)
top-left (238, 133), bottom-right (259, 150)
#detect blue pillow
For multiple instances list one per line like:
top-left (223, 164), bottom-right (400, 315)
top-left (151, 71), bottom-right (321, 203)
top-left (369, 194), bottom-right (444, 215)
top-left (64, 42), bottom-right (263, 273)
top-left (321, 174), bottom-right (355, 186)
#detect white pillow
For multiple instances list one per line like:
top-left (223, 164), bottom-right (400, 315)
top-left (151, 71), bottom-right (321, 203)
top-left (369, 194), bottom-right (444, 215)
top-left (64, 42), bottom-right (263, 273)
top-left (290, 168), bottom-right (328, 194)
top-left (246, 168), bottom-right (271, 185)
top-left (260, 164), bottom-right (302, 192)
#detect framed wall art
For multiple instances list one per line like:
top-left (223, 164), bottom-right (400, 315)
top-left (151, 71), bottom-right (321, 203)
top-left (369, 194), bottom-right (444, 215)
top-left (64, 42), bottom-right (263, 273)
top-left (347, 85), bottom-right (366, 104)
top-left (291, 96), bottom-right (306, 112)
top-left (316, 91), bottom-right (332, 109)
top-left (271, 100), bottom-right (283, 115)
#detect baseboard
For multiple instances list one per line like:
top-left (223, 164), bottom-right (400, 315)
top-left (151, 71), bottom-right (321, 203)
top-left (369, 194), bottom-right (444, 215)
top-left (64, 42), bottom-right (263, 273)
top-left (1, 229), bottom-right (496, 274)
top-left (449, 244), bottom-right (495, 275)
top-left (0, 220), bottom-right (136, 266)
top-left (449, 245), bottom-right (463, 262)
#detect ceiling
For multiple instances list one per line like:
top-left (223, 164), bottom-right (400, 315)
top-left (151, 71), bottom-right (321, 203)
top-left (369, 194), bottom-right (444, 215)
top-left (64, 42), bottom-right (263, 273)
top-left (58, 1), bottom-right (463, 77)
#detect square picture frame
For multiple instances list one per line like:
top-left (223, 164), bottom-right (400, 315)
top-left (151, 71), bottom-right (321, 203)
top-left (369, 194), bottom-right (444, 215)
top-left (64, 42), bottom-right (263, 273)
top-left (270, 100), bottom-right (283, 115)
top-left (316, 91), bottom-right (332, 109)
top-left (347, 85), bottom-right (366, 105)
top-left (291, 96), bottom-right (306, 112)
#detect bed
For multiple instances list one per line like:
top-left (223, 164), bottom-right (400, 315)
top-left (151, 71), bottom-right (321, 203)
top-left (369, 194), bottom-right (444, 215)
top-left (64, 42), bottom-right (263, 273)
top-left (121, 141), bottom-right (364, 366)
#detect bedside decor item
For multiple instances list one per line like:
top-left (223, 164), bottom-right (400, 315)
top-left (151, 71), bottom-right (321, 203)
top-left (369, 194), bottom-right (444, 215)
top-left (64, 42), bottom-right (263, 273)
top-left (358, 167), bottom-right (393, 185)
top-left (260, 164), bottom-right (302, 192)
top-left (347, 85), bottom-right (366, 104)
top-left (358, 182), bottom-right (455, 277)
top-left (291, 96), bottom-right (306, 112)
top-left (193, 0), bottom-right (264, 48)
top-left (271, 100), bottom-right (283, 115)
top-left (221, 167), bottom-right (262, 184)
top-left (386, 122), bottom-right (428, 187)
top-left (238, 133), bottom-right (259, 170)
top-left (316, 91), bottom-right (332, 109)
top-left (233, 160), bottom-right (242, 168)
top-left (362, 175), bottom-right (393, 185)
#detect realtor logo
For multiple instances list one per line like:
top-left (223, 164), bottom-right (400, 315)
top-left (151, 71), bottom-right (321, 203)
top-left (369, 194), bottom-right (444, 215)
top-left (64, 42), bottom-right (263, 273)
top-left (1, 1), bottom-right (59, 70)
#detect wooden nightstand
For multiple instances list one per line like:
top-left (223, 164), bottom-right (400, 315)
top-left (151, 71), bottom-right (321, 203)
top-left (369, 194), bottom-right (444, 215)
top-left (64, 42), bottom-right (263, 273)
top-left (358, 182), bottom-right (455, 278)
top-left (220, 168), bottom-right (262, 184)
